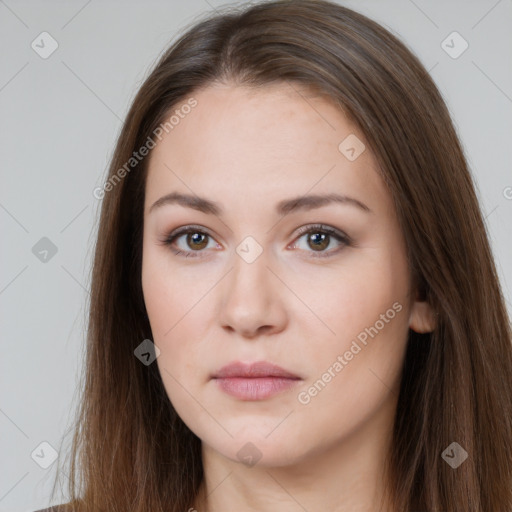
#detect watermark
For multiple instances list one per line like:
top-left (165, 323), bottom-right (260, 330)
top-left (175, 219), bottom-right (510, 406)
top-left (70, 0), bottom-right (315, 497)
top-left (441, 441), bottom-right (468, 469)
top-left (31, 441), bottom-right (58, 469)
top-left (297, 301), bottom-right (403, 405)
top-left (134, 339), bottom-right (160, 366)
top-left (441, 31), bottom-right (469, 60)
top-left (31, 31), bottom-right (59, 59)
top-left (32, 236), bottom-right (58, 263)
top-left (504, 186), bottom-right (512, 200)
top-left (236, 441), bottom-right (263, 467)
top-left (93, 97), bottom-right (198, 200)
top-left (338, 133), bottom-right (366, 161)
top-left (236, 236), bottom-right (264, 263)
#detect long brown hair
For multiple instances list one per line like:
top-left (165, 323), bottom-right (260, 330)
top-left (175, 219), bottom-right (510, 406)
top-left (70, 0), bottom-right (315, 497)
top-left (49, 1), bottom-right (512, 510)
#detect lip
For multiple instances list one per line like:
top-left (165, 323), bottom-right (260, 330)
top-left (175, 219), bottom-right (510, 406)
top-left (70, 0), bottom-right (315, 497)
top-left (213, 360), bottom-right (300, 379)
top-left (211, 361), bottom-right (302, 400)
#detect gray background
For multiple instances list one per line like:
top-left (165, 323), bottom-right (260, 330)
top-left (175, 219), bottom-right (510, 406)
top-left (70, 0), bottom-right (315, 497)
top-left (1, 0), bottom-right (511, 510)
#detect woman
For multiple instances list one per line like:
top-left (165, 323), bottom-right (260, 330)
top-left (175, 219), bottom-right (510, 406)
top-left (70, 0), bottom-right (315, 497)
top-left (37, 0), bottom-right (512, 510)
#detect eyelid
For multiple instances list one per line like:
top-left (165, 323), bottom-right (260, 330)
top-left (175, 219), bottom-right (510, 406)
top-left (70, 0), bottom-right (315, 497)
top-left (293, 223), bottom-right (352, 244)
top-left (166, 224), bottom-right (215, 240)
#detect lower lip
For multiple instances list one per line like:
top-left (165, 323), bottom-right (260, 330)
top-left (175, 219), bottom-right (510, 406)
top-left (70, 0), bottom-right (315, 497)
top-left (213, 377), bottom-right (300, 400)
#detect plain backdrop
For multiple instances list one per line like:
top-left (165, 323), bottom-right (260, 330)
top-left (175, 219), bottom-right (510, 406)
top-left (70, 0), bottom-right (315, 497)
top-left (1, 0), bottom-right (511, 510)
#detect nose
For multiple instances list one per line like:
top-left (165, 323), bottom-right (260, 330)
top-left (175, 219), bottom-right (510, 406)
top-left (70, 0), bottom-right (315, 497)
top-left (217, 247), bottom-right (288, 339)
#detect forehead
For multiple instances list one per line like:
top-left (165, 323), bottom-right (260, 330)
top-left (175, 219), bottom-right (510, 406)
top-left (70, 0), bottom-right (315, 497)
top-left (144, 82), bottom-right (387, 217)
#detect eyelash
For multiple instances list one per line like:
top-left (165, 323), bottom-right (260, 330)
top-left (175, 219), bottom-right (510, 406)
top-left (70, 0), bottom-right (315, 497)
top-left (162, 223), bottom-right (351, 260)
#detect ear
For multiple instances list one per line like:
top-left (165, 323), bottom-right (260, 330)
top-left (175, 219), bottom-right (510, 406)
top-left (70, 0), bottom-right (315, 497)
top-left (409, 288), bottom-right (437, 333)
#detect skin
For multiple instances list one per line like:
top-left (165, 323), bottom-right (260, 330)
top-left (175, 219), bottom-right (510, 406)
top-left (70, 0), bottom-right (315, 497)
top-left (141, 82), bottom-right (436, 512)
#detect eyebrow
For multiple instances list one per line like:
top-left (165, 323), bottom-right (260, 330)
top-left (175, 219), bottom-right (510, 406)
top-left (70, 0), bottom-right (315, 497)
top-left (148, 191), bottom-right (371, 216)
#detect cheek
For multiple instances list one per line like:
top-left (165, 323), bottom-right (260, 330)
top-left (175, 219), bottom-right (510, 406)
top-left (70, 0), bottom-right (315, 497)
top-left (298, 258), bottom-right (409, 413)
top-left (143, 265), bottom-right (206, 418)
top-left (290, 250), bottom-right (409, 346)
top-left (142, 243), bottom-right (205, 339)
top-left (141, 247), bottom-right (213, 392)
top-left (290, 247), bottom-right (411, 400)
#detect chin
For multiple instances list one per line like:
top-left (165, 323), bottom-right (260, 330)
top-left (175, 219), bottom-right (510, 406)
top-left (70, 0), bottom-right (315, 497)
top-left (201, 427), bottom-right (313, 469)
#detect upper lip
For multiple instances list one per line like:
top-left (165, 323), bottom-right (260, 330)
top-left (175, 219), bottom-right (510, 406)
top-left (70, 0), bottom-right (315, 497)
top-left (212, 361), bottom-right (301, 379)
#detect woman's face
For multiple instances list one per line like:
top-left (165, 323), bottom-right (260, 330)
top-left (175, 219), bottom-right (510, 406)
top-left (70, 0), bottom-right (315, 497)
top-left (141, 82), bottom-right (434, 468)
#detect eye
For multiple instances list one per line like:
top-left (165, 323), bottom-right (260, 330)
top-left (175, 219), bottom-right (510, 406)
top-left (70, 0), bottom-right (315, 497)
top-left (289, 224), bottom-right (351, 258)
top-left (161, 223), bottom-right (351, 259)
top-left (162, 225), bottom-right (219, 258)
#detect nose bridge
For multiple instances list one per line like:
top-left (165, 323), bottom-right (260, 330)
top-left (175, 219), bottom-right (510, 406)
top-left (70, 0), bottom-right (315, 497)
top-left (218, 236), bottom-right (286, 336)
top-left (229, 237), bottom-right (273, 304)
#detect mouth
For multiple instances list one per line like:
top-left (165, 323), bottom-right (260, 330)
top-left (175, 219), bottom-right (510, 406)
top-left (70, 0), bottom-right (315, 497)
top-left (211, 360), bottom-right (302, 401)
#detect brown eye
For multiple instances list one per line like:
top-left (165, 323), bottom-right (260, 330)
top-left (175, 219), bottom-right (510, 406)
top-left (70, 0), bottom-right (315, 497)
top-left (186, 232), bottom-right (209, 250)
top-left (292, 224), bottom-right (351, 259)
top-left (307, 232), bottom-right (330, 251)
top-left (164, 224), bottom-right (350, 260)
top-left (163, 226), bottom-right (216, 258)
